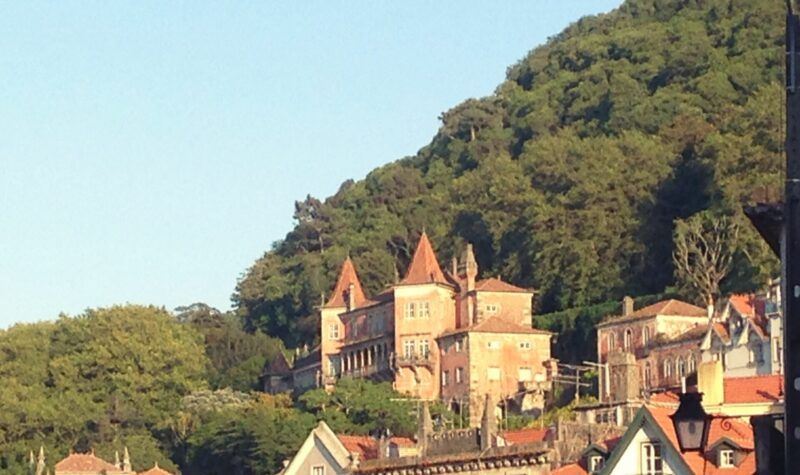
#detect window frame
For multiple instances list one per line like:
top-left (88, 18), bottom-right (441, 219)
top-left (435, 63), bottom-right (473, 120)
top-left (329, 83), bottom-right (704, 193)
top-left (487, 366), bottom-right (501, 381)
top-left (719, 448), bottom-right (735, 468)
top-left (311, 465), bottom-right (325, 475)
top-left (641, 442), bottom-right (663, 475)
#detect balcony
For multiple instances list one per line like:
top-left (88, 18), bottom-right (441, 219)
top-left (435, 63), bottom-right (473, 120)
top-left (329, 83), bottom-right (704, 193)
top-left (394, 354), bottom-right (434, 369)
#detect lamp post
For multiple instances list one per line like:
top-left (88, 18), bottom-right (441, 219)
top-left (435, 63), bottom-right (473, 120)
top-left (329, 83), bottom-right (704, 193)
top-left (670, 392), bottom-right (710, 453)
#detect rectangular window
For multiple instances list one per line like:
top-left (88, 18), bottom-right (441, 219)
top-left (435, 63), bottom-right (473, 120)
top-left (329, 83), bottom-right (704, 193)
top-left (487, 341), bottom-right (500, 350)
top-left (641, 443), bottom-right (663, 475)
top-left (403, 340), bottom-right (415, 358)
top-left (518, 367), bottom-right (532, 382)
top-left (312, 466), bottom-right (325, 475)
top-left (329, 323), bottom-right (340, 340)
top-left (404, 303), bottom-right (416, 319)
top-left (419, 339), bottom-right (430, 357)
top-left (487, 366), bottom-right (501, 381)
top-left (519, 341), bottom-right (531, 350)
top-left (774, 337), bottom-right (780, 362)
top-left (719, 449), bottom-right (734, 468)
top-left (589, 455), bottom-right (604, 473)
top-left (485, 304), bottom-right (499, 315)
top-left (455, 338), bottom-right (462, 352)
top-left (418, 302), bottom-right (431, 318)
top-left (456, 367), bottom-right (464, 383)
top-left (442, 370), bottom-right (449, 386)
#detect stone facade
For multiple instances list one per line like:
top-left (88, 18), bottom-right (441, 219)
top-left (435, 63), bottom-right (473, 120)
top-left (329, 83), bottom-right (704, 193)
top-left (595, 291), bottom-right (782, 402)
top-left (264, 232), bottom-right (555, 423)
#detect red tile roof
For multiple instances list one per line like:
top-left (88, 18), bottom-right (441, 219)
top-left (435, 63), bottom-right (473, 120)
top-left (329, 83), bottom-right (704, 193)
top-left (54, 452), bottom-right (121, 472)
top-left (723, 374), bottom-right (783, 404)
top-left (138, 463), bottom-right (173, 475)
top-left (728, 294), bottom-right (756, 317)
top-left (646, 405), bottom-right (756, 474)
top-left (336, 435), bottom-right (415, 460)
top-left (550, 463), bottom-right (587, 475)
top-left (440, 317), bottom-right (552, 337)
top-left (711, 322), bottom-right (730, 343)
top-left (475, 277), bottom-right (530, 293)
top-left (500, 427), bottom-right (549, 445)
top-left (400, 232), bottom-right (448, 285)
top-left (325, 258), bottom-right (368, 309)
top-left (600, 299), bottom-right (706, 326)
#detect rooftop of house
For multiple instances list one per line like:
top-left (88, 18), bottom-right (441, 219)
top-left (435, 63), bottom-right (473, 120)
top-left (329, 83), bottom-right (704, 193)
top-left (499, 427), bottom-right (549, 445)
top-left (325, 257), bottom-right (368, 309)
top-left (399, 232), bottom-right (449, 286)
top-left (474, 277), bottom-right (531, 293)
top-left (336, 435), bottom-right (415, 460)
top-left (439, 316), bottom-right (552, 338)
top-left (598, 299), bottom-right (707, 327)
top-left (54, 452), bottom-right (122, 473)
top-left (137, 463), bottom-right (174, 475)
top-left (646, 405), bottom-right (755, 474)
top-left (354, 442), bottom-right (550, 474)
top-left (649, 374), bottom-right (783, 406)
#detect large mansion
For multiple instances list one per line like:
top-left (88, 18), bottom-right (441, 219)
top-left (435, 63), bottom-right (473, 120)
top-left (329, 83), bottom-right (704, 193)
top-left (263, 232), bottom-right (555, 424)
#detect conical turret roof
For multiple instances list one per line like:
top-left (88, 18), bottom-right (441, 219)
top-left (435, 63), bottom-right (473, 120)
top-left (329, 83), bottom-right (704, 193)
top-left (400, 232), bottom-right (448, 285)
top-left (324, 257), bottom-right (367, 308)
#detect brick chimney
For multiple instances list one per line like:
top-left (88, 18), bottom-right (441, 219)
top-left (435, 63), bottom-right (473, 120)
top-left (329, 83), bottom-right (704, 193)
top-left (622, 296), bottom-right (634, 317)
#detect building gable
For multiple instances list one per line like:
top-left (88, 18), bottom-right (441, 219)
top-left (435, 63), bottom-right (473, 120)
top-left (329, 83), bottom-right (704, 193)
top-left (282, 422), bottom-right (352, 475)
top-left (599, 407), bottom-right (692, 475)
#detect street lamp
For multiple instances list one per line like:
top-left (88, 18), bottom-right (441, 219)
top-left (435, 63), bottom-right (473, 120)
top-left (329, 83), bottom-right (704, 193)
top-left (670, 392), bottom-right (710, 452)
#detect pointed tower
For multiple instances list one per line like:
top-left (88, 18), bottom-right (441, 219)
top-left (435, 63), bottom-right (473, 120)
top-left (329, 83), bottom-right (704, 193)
top-left (36, 446), bottom-right (45, 475)
top-left (400, 232), bottom-right (447, 285)
top-left (122, 447), bottom-right (131, 473)
top-left (417, 401), bottom-right (434, 456)
top-left (320, 258), bottom-right (367, 385)
top-left (463, 243), bottom-right (478, 292)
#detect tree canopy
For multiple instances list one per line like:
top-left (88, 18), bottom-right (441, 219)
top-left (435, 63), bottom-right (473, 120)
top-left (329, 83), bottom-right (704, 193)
top-left (234, 0), bottom-right (782, 348)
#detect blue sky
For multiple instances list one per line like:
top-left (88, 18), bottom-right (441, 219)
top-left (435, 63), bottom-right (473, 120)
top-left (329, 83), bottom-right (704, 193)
top-left (0, 1), bottom-right (622, 327)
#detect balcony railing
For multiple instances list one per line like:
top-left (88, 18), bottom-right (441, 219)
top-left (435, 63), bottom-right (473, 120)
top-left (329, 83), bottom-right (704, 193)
top-left (394, 354), bottom-right (434, 369)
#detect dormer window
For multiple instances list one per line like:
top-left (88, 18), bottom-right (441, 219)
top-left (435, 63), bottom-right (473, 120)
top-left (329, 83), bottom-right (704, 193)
top-left (719, 448), bottom-right (734, 468)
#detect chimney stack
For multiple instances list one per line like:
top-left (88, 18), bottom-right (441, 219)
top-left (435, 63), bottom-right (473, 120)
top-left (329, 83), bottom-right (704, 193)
top-left (480, 394), bottom-right (496, 451)
top-left (347, 283), bottom-right (355, 311)
top-left (697, 360), bottom-right (724, 406)
top-left (622, 296), bottom-right (634, 317)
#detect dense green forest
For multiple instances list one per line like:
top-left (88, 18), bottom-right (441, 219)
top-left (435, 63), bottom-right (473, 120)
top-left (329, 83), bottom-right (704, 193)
top-left (235, 0), bottom-right (784, 349)
top-left (0, 305), bottom-right (436, 474)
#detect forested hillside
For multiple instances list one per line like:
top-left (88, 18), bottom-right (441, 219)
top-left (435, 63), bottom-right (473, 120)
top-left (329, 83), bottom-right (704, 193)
top-left (0, 305), bottom-right (432, 474)
top-left (235, 0), bottom-right (784, 348)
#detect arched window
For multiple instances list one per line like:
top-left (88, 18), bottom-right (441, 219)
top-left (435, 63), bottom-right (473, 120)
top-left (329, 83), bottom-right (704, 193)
top-left (663, 358), bottom-right (672, 379)
top-left (643, 326), bottom-right (651, 346)
top-left (644, 362), bottom-right (652, 388)
top-left (677, 357), bottom-right (686, 377)
top-left (624, 328), bottom-right (633, 351)
top-left (687, 354), bottom-right (696, 373)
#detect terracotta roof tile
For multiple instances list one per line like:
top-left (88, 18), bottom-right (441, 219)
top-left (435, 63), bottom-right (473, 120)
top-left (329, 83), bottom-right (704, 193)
top-left (646, 405), bottom-right (756, 474)
top-left (54, 452), bottom-right (121, 472)
top-left (712, 322), bottom-right (730, 343)
top-left (138, 463), bottom-right (174, 475)
top-left (440, 317), bottom-right (552, 337)
top-left (728, 294), bottom-right (756, 317)
top-left (400, 232), bottom-right (448, 286)
top-left (600, 299), bottom-right (706, 326)
top-left (550, 463), bottom-right (587, 475)
top-left (475, 278), bottom-right (530, 293)
top-left (723, 374), bottom-right (783, 404)
top-left (336, 435), bottom-right (415, 460)
top-left (500, 427), bottom-right (549, 445)
top-left (325, 258), bottom-right (368, 308)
